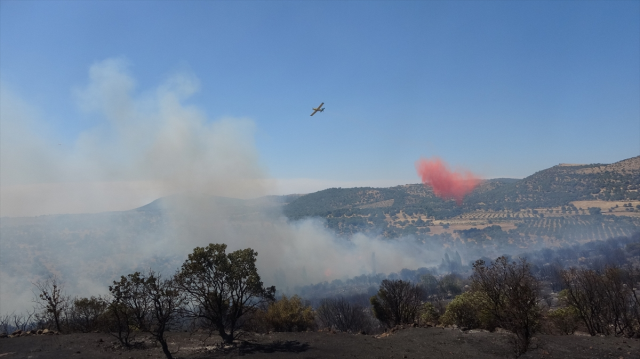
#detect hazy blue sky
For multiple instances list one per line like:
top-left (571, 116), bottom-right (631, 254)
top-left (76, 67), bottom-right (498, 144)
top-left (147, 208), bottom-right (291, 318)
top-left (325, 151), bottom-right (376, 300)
top-left (1, 1), bottom-right (639, 214)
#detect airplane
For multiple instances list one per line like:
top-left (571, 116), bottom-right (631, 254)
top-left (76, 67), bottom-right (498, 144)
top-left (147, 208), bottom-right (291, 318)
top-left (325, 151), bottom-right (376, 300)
top-left (310, 102), bottom-right (325, 116)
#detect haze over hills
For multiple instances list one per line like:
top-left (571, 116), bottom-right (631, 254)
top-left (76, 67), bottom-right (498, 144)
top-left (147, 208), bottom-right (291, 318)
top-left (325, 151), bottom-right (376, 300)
top-left (283, 156), bottom-right (640, 242)
top-left (0, 156), bottom-right (638, 315)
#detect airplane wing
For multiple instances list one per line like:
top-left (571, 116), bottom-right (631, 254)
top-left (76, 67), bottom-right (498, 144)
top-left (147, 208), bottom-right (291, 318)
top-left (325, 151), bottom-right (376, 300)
top-left (310, 109), bottom-right (319, 116)
top-left (318, 102), bottom-right (324, 108)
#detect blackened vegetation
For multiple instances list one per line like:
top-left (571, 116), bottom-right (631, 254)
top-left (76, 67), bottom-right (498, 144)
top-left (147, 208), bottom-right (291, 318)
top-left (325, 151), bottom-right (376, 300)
top-left (13, 244), bottom-right (276, 359)
top-left (33, 276), bottom-right (69, 333)
top-left (470, 258), bottom-right (541, 356)
top-left (370, 280), bottom-right (423, 328)
top-left (316, 296), bottom-right (376, 333)
top-left (108, 271), bottom-right (183, 358)
top-left (4, 231), bottom-right (640, 358)
top-left (561, 266), bottom-right (640, 337)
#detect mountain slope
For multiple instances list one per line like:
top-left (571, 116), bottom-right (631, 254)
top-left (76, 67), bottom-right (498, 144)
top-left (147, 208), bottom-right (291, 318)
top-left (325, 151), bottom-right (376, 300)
top-left (284, 156), bottom-right (640, 219)
top-left (468, 156), bottom-right (640, 210)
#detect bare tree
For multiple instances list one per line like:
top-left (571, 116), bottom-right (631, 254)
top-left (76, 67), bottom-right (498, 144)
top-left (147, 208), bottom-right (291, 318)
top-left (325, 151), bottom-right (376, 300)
top-left (562, 265), bottom-right (640, 337)
top-left (316, 297), bottom-right (375, 333)
top-left (0, 310), bottom-right (37, 334)
top-left (471, 257), bottom-right (541, 356)
top-left (370, 279), bottom-right (423, 328)
top-left (33, 276), bottom-right (69, 333)
top-left (0, 313), bottom-right (10, 334)
top-left (143, 271), bottom-right (185, 359)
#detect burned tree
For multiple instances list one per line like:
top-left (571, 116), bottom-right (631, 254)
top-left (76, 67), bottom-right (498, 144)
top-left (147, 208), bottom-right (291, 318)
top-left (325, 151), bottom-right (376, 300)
top-left (370, 279), bottom-right (423, 328)
top-left (108, 271), bottom-right (184, 358)
top-left (317, 296), bottom-right (375, 333)
top-left (108, 272), bottom-right (152, 346)
top-left (142, 272), bottom-right (184, 359)
top-left (561, 265), bottom-right (640, 337)
top-left (471, 257), bottom-right (541, 356)
top-left (33, 276), bottom-right (69, 333)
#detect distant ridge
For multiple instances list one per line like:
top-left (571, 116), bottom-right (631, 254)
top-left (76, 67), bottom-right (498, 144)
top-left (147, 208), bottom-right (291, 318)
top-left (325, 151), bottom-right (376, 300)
top-left (283, 156), bottom-right (640, 220)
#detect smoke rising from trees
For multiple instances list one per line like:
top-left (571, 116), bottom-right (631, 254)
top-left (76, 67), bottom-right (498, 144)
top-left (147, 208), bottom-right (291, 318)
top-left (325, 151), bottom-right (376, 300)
top-left (0, 58), bottom-right (443, 315)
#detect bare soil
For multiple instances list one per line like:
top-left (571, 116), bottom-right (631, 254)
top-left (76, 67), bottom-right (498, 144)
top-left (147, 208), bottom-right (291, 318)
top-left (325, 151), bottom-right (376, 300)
top-left (1, 327), bottom-right (638, 359)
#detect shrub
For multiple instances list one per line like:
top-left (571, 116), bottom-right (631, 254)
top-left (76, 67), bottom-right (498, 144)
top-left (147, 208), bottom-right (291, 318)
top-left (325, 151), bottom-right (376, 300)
top-left (262, 295), bottom-right (315, 332)
top-left (419, 302), bottom-right (440, 325)
top-left (68, 296), bottom-right (109, 333)
top-left (547, 306), bottom-right (580, 335)
top-left (440, 291), bottom-right (492, 329)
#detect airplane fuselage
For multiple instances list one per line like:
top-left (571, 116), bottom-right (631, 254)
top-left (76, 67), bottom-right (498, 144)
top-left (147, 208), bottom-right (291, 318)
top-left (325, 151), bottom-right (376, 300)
top-left (310, 102), bottom-right (325, 116)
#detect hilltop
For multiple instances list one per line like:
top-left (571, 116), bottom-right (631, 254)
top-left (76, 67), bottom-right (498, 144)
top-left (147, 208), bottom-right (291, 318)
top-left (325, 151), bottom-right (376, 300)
top-left (284, 156), bottom-right (640, 219)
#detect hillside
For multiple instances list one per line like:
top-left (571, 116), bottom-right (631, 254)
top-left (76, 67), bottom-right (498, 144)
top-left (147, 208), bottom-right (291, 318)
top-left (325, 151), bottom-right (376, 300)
top-left (282, 156), bottom-right (640, 245)
top-left (284, 156), bottom-right (640, 219)
top-left (468, 156), bottom-right (640, 210)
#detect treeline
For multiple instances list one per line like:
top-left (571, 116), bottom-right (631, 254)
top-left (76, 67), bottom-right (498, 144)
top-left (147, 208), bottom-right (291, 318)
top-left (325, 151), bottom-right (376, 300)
top-left (2, 244), bottom-right (276, 359)
top-left (3, 234), bottom-right (639, 358)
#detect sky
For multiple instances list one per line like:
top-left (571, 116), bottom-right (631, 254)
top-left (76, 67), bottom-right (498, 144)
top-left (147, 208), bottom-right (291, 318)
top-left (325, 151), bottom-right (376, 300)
top-left (1, 1), bottom-right (639, 216)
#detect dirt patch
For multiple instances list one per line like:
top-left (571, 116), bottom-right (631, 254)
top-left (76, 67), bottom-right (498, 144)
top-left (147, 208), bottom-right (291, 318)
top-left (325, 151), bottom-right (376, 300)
top-left (571, 200), bottom-right (640, 217)
top-left (1, 328), bottom-right (638, 359)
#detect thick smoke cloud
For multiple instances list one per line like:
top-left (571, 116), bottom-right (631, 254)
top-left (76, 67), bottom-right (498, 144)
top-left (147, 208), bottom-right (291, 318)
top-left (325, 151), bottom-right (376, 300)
top-left (0, 58), bottom-right (442, 314)
top-left (415, 157), bottom-right (480, 205)
top-left (1, 58), bottom-right (269, 216)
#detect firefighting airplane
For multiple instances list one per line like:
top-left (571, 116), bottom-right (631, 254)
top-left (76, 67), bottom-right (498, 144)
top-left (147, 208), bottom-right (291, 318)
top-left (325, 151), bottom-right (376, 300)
top-left (310, 102), bottom-right (325, 116)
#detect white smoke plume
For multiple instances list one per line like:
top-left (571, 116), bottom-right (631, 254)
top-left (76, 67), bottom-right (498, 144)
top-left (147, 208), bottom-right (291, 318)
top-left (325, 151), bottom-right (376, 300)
top-left (0, 58), bottom-right (439, 315)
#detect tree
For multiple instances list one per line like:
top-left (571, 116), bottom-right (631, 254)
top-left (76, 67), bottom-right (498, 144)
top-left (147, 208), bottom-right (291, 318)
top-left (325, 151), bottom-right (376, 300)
top-left (68, 296), bottom-right (108, 333)
top-left (370, 280), bottom-right (423, 328)
top-left (471, 257), bottom-right (541, 356)
top-left (143, 272), bottom-right (184, 359)
top-left (108, 272), bottom-right (152, 346)
top-left (588, 207), bottom-right (602, 216)
top-left (317, 296), bottom-right (375, 333)
top-left (176, 243), bottom-right (275, 343)
top-left (108, 271), bottom-right (184, 358)
top-left (440, 291), bottom-right (492, 329)
top-left (33, 276), bottom-right (69, 333)
top-left (561, 266), bottom-right (640, 337)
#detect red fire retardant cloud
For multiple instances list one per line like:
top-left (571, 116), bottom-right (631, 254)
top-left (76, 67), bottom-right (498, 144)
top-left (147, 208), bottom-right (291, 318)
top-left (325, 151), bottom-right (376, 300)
top-left (415, 157), bottom-right (481, 205)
